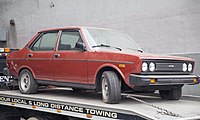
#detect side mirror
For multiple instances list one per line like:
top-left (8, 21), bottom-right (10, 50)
top-left (75, 42), bottom-right (86, 51)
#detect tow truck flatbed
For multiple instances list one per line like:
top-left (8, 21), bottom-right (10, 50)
top-left (0, 88), bottom-right (199, 120)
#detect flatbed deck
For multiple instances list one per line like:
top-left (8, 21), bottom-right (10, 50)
top-left (0, 88), bottom-right (199, 120)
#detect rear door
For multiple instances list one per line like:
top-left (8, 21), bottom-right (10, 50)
top-left (52, 29), bottom-right (88, 84)
top-left (27, 31), bottom-right (58, 80)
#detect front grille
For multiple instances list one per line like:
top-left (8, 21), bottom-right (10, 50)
top-left (142, 59), bottom-right (194, 75)
top-left (155, 62), bottom-right (183, 72)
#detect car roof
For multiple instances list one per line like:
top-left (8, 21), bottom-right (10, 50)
top-left (38, 26), bottom-right (82, 33)
top-left (38, 26), bottom-right (113, 33)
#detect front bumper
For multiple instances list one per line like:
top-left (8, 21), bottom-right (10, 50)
top-left (129, 74), bottom-right (199, 86)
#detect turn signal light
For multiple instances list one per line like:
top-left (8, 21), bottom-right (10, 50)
top-left (119, 64), bottom-right (126, 68)
top-left (4, 48), bottom-right (11, 53)
top-left (150, 79), bottom-right (156, 84)
top-left (193, 78), bottom-right (197, 83)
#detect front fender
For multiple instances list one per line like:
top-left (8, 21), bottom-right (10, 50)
top-left (95, 63), bottom-right (125, 81)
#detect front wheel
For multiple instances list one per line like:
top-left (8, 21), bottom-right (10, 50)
top-left (159, 86), bottom-right (182, 100)
top-left (101, 71), bottom-right (121, 104)
top-left (18, 69), bottom-right (38, 94)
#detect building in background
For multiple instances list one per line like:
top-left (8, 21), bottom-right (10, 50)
top-left (0, 0), bottom-right (200, 95)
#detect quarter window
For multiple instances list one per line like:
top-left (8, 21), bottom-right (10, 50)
top-left (31, 32), bottom-right (58, 51)
top-left (58, 30), bottom-right (83, 50)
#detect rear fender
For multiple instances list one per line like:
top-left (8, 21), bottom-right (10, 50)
top-left (18, 66), bottom-right (36, 78)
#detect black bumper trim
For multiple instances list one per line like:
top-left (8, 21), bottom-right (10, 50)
top-left (129, 74), bottom-right (199, 86)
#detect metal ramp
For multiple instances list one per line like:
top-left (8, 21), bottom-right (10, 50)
top-left (0, 88), bottom-right (199, 120)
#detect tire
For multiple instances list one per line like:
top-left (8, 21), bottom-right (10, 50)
top-left (18, 69), bottom-right (38, 94)
top-left (101, 71), bottom-right (121, 104)
top-left (159, 86), bottom-right (182, 100)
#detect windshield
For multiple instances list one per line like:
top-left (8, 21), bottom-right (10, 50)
top-left (83, 28), bottom-right (142, 51)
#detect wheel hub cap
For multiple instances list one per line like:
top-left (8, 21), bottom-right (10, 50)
top-left (21, 73), bottom-right (30, 91)
top-left (102, 77), bottom-right (109, 100)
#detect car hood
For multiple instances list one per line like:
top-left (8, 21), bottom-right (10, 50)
top-left (134, 52), bottom-right (193, 61)
top-left (93, 48), bottom-right (194, 61)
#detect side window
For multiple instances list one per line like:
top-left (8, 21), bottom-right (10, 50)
top-left (31, 32), bottom-right (58, 51)
top-left (58, 30), bottom-right (84, 50)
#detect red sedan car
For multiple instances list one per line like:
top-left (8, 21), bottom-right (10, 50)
top-left (6, 26), bottom-right (199, 104)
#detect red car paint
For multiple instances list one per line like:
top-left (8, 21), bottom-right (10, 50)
top-left (6, 26), bottom-right (195, 90)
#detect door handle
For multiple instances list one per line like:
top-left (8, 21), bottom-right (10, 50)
top-left (54, 54), bottom-right (60, 58)
top-left (27, 54), bottom-right (33, 57)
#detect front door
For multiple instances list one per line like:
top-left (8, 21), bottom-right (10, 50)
top-left (27, 31), bottom-right (58, 80)
top-left (53, 29), bottom-right (88, 84)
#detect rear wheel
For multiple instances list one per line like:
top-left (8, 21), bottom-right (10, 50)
top-left (159, 86), bottom-right (182, 100)
top-left (101, 71), bottom-right (121, 104)
top-left (18, 69), bottom-right (38, 94)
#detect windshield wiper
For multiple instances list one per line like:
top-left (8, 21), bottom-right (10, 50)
top-left (92, 44), bottom-right (122, 51)
top-left (127, 48), bottom-right (143, 53)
